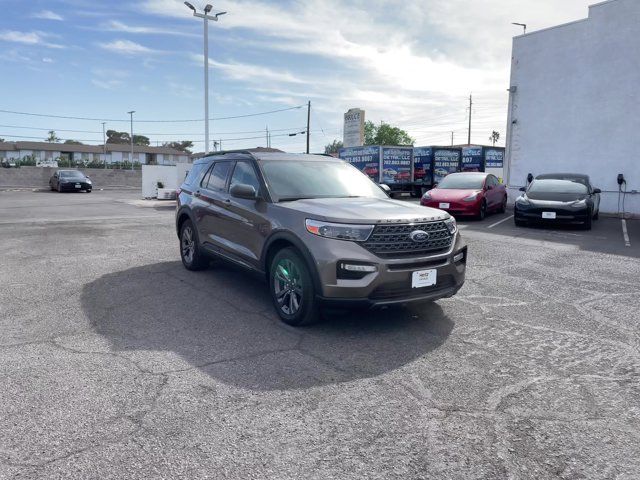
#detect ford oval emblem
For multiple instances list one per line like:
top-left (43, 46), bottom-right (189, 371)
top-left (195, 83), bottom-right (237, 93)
top-left (410, 230), bottom-right (430, 243)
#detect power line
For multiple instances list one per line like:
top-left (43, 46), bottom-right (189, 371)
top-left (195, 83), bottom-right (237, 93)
top-left (0, 105), bottom-right (305, 123)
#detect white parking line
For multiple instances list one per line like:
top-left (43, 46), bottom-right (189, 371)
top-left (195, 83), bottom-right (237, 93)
top-left (621, 219), bottom-right (631, 247)
top-left (487, 215), bottom-right (514, 229)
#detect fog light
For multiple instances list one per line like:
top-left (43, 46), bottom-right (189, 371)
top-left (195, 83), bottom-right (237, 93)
top-left (341, 263), bottom-right (377, 272)
top-left (453, 252), bottom-right (465, 263)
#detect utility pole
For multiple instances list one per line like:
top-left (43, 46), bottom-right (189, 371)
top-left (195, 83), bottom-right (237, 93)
top-left (306, 100), bottom-right (311, 154)
top-left (127, 111), bottom-right (135, 170)
top-left (102, 122), bottom-right (106, 169)
top-left (467, 94), bottom-right (473, 145)
top-left (184, 2), bottom-right (226, 155)
top-left (451, 131), bottom-right (454, 147)
top-left (266, 126), bottom-right (269, 148)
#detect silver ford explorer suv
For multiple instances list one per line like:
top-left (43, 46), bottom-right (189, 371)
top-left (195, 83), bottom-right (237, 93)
top-left (176, 150), bottom-right (467, 326)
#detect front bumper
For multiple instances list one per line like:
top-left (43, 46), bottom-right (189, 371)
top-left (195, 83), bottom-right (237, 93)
top-left (307, 231), bottom-right (467, 306)
top-left (421, 199), bottom-right (480, 216)
top-left (515, 205), bottom-right (589, 224)
top-left (59, 182), bottom-right (92, 191)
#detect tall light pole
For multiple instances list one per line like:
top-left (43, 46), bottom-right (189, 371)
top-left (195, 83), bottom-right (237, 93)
top-left (102, 122), bottom-right (106, 169)
top-left (185, 2), bottom-right (226, 155)
top-left (127, 111), bottom-right (135, 170)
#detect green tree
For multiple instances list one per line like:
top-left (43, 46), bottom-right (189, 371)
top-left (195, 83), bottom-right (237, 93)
top-left (106, 130), bottom-right (149, 146)
top-left (364, 121), bottom-right (414, 146)
top-left (46, 130), bottom-right (60, 143)
top-left (489, 130), bottom-right (500, 146)
top-left (64, 139), bottom-right (84, 145)
top-left (163, 141), bottom-right (194, 153)
top-left (324, 139), bottom-right (343, 154)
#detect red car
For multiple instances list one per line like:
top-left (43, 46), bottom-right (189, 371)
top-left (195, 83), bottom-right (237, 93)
top-left (420, 172), bottom-right (507, 219)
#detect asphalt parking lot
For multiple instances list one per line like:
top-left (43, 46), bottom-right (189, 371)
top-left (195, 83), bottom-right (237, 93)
top-left (2, 190), bottom-right (640, 479)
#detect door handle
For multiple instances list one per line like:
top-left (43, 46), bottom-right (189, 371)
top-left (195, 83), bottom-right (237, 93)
top-left (194, 190), bottom-right (201, 197)
top-left (223, 198), bottom-right (232, 206)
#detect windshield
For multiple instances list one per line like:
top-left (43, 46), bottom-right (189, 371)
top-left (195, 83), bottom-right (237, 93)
top-left (59, 171), bottom-right (85, 179)
top-left (260, 160), bottom-right (388, 201)
top-left (437, 175), bottom-right (485, 190)
top-left (528, 179), bottom-right (588, 194)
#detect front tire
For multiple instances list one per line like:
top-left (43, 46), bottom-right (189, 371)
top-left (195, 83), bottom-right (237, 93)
top-left (269, 248), bottom-right (319, 326)
top-left (180, 219), bottom-right (208, 271)
top-left (498, 196), bottom-right (507, 213)
top-left (582, 212), bottom-right (593, 230)
top-left (478, 200), bottom-right (487, 220)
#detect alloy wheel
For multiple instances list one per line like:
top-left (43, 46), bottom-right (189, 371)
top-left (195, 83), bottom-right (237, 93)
top-left (273, 258), bottom-right (303, 315)
top-left (181, 226), bottom-right (195, 264)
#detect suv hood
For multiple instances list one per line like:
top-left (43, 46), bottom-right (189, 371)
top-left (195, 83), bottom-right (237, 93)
top-left (276, 197), bottom-right (449, 224)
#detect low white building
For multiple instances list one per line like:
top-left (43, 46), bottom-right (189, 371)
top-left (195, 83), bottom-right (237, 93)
top-left (505, 0), bottom-right (640, 215)
top-left (0, 141), bottom-right (191, 167)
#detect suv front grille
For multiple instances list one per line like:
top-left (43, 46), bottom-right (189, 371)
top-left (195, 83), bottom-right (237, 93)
top-left (359, 221), bottom-right (453, 258)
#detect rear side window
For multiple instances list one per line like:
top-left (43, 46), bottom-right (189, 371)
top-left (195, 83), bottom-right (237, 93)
top-left (203, 161), bottom-right (233, 191)
top-left (183, 163), bottom-right (208, 186)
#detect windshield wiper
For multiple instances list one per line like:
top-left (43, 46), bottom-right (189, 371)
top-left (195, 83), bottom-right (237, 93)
top-left (278, 196), bottom-right (317, 202)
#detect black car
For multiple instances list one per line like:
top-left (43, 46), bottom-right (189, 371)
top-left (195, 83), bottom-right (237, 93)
top-left (514, 173), bottom-right (601, 230)
top-left (49, 170), bottom-right (92, 192)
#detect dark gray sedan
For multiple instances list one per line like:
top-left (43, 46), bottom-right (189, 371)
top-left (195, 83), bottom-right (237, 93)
top-left (49, 170), bottom-right (93, 193)
top-left (514, 173), bottom-right (600, 230)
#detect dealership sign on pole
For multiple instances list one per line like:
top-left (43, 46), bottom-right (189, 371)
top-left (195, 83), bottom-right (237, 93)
top-left (343, 108), bottom-right (365, 148)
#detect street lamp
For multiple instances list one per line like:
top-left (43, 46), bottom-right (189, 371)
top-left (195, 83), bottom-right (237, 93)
top-left (184, 2), bottom-right (227, 154)
top-left (512, 22), bottom-right (527, 34)
top-left (127, 110), bottom-right (135, 170)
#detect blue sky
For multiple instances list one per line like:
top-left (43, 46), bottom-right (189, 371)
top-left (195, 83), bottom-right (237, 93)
top-left (0, 0), bottom-right (595, 152)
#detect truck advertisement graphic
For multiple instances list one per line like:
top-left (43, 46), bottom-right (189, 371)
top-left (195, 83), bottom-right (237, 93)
top-left (484, 148), bottom-right (504, 168)
top-left (381, 147), bottom-right (413, 185)
top-left (462, 146), bottom-right (483, 171)
top-left (413, 147), bottom-right (433, 184)
top-left (338, 146), bottom-right (381, 181)
top-left (433, 149), bottom-right (461, 184)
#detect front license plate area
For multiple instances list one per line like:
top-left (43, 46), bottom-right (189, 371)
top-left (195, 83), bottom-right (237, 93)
top-left (412, 269), bottom-right (437, 289)
top-left (439, 202), bottom-right (450, 209)
top-left (75, 184), bottom-right (81, 188)
top-left (542, 211), bottom-right (556, 219)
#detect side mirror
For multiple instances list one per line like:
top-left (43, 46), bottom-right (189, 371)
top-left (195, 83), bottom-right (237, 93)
top-left (592, 188), bottom-right (601, 194)
top-left (527, 173), bottom-right (534, 183)
top-left (519, 187), bottom-right (526, 192)
top-left (230, 183), bottom-right (257, 199)
top-left (379, 184), bottom-right (391, 193)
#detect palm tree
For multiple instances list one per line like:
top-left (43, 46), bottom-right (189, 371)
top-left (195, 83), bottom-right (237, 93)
top-left (489, 130), bottom-right (500, 146)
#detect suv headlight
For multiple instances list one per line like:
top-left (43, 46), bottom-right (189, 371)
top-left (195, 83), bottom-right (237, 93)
top-left (516, 195), bottom-right (531, 206)
top-left (305, 219), bottom-right (374, 241)
top-left (570, 199), bottom-right (587, 207)
top-left (444, 216), bottom-right (457, 234)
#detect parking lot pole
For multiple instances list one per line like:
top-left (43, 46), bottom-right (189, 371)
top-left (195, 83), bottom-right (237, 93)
top-left (306, 101), bottom-right (310, 154)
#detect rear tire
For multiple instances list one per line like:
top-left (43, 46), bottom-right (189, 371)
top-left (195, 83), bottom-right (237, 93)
top-left (269, 247), bottom-right (319, 326)
top-left (180, 219), bottom-right (208, 271)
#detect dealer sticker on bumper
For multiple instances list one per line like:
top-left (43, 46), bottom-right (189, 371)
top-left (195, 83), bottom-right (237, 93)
top-left (439, 202), bottom-right (450, 209)
top-left (412, 269), bottom-right (437, 289)
top-left (542, 212), bottom-right (556, 219)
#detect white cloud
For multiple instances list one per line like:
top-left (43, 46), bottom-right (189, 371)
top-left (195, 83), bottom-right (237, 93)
top-left (0, 30), bottom-right (65, 48)
top-left (101, 20), bottom-right (198, 37)
top-left (143, 0), bottom-right (596, 145)
top-left (99, 39), bottom-right (160, 55)
top-left (42, 57), bottom-right (54, 63)
top-left (33, 10), bottom-right (64, 21)
top-left (92, 79), bottom-right (124, 90)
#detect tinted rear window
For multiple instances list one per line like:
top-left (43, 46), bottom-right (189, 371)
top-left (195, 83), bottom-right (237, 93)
top-left (183, 163), bottom-right (208, 186)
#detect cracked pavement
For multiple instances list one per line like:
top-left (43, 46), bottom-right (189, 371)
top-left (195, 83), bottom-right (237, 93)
top-left (1, 190), bottom-right (639, 479)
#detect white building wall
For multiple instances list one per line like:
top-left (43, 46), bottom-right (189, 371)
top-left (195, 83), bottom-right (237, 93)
top-left (506, 0), bottom-right (640, 215)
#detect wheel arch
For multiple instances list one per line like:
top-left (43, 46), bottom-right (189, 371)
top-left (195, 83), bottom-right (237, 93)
top-left (176, 208), bottom-right (195, 238)
top-left (262, 231), bottom-right (322, 294)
